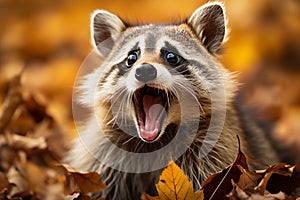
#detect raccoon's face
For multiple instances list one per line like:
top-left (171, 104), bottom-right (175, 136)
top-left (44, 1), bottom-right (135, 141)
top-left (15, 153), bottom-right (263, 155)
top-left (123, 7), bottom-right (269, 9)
top-left (86, 2), bottom-right (232, 145)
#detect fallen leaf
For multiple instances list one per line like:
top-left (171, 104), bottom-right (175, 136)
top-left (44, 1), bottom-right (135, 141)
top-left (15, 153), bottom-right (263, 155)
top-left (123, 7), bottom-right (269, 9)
top-left (62, 164), bottom-right (107, 195)
top-left (74, 193), bottom-right (96, 200)
top-left (0, 172), bottom-right (10, 192)
top-left (41, 183), bottom-right (65, 200)
top-left (66, 192), bottom-right (96, 200)
top-left (256, 164), bottom-right (300, 195)
top-left (5, 132), bottom-right (47, 151)
top-left (146, 160), bottom-right (203, 200)
top-left (202, 136), bottom-right (248, 200)
top-left (23, 94), bottom-right (52, 123)
top-left (0, 75), bottom-right (23, 133)
top-left (0, 140), bottom-right (17, 172)
top-left (237, 165), bottom-right (262, 190)
top-left (246, 191), bottom-right (287, 200)
top-left (6, 164), bottom-right (29, 197)
top-left (227, 181), bottom-right (250, 200)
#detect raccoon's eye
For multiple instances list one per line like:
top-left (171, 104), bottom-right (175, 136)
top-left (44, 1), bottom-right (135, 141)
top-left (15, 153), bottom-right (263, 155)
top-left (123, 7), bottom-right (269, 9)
top-left (164, 52), bottom-right (181, 66)
top-left (126, 52), bottom-right (138, 67)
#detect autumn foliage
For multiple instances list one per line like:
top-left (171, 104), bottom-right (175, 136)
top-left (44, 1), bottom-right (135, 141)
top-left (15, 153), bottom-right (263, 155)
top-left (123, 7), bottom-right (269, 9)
top-left (0, 77), bottom-right (299, 199)
top-left (0, 0), bottom-right (300, 199)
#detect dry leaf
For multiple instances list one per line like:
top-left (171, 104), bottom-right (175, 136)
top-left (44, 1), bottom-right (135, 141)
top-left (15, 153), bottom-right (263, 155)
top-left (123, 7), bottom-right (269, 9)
top-left (146, 160), bottom-right (203, 200)
top-left (6, 160), bottom-right (54, 197)
top-left (0, 75), bottom-right (23, 133)
top-left (6, 132), bottom-right (47, 151)
top-left (245, 192), bottom-right (287, 200)
top-left (227, 181), bottom-right (250, 200)
top-left (0, 141), bottom-right (17, 172)
top-left (237, 165), bottom-right (262, 190)
top-left (66, 192), bottom-right (97, 200)
top-left (62, 164), bottom-right (107, 195)
top-left (1, 1), bottom-right (300, 199)
top-left (228, 182), bottom-right (297, 200)
top-left (0, 172), bottom-right (10, 192)
top-left (256, 164), bottom-right (300, 195)
top-left (202, 137), bottom-right (248, 200)
top-left (6, 164), bottom-right (29, 197)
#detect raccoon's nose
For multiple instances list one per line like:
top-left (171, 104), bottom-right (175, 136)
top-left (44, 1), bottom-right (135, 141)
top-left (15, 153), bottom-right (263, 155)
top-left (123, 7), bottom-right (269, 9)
top-left (135, 64), bottom-right (157, 82)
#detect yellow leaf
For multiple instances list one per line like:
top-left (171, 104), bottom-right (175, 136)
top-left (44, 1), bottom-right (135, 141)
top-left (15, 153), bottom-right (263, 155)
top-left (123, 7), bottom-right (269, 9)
top-left (148, 160), bottom-right (203, 200)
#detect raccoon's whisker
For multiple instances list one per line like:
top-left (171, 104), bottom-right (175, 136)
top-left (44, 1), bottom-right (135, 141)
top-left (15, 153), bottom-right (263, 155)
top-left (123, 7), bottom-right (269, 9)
top-left (125, 91), bottom-right (134, 125)
top-left (181, 153), bottom-right (202, 189)
top-left (202, 152), bottom-right (223, 171)
top-left (192, 169), bottom-right (202, 190)
top-left (134, 140), bottom-right (145, 153)
top-left (102, 102), bottom-right (113, 123)
top-left (122, 135), bottom-right (136, 145)
top-left (170, 85), bottom-right (180, 99)
top-left (160, 83), bottom-right (171, 108)
top-left (109, 90), bottom-right (124, 126)
top-left (172, 81), bottom-right (205, 115)
top-left (119, 92), bottom-right (129, 126)
top-left (111, 87), bottom-right (129, 127)
top-left (107, 88), bottom-right (126, 121)
top-left (133, 140), bottom-right (141, 153)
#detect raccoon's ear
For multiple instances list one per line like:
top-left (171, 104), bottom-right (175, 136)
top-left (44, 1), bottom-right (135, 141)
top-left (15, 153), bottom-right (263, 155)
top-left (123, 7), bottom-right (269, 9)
top-left (188, 2), bottom-right (227, 54)
top-left (91, 10), bottom-right (126, 56)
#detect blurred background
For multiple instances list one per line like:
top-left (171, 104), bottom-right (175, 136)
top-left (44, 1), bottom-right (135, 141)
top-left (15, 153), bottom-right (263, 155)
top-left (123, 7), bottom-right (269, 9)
top-left (0, 0), bottom-right (299, 158)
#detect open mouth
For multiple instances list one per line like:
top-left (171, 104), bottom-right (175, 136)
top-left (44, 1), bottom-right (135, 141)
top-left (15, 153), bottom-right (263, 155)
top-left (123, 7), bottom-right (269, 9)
top-left (133, 86), bottom-right (169, 142)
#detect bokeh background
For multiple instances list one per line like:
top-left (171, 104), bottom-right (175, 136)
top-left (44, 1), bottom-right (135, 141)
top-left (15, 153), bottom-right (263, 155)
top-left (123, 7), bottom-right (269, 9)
top-left (0, 0), bottom-right (299, 158)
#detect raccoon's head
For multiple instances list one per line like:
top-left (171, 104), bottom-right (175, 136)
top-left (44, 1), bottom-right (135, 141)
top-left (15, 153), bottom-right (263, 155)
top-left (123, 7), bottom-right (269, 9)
top-left (82, 2), bottom-right (234, 147)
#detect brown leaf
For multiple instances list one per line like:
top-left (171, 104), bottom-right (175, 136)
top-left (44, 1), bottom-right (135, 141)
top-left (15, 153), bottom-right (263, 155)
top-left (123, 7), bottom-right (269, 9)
top-left (0, 140), bottom-right (17, 172)
top-left (237, 165), bottom-right (262, 190)
top-left (256, 164), bottom-right (300, 195)
top-left (250, 192), bottom-right (288, 200)
top-left (62, 164), bottom-right (107, 195)
top-left (7, 160), bottom-right (51, 197)
top-left (41, 183), bottom-right (65, 200)
top-left (0, 172), bottom-right (10, 192)
top-left (7, 164), bottom-right (29, 197)
top-left (228, 182), bottom-right (292, 200)
top-left (202, 136), bottom-right (248, 200)
top-left (66, 192), bottom-right (97, 200)
top-left (23, 94), bottom-right (52, 123)
top-left (74, 193), bottom-right (97, 200)
top-left (5, 132), bottom-right (47, 151)
top-left (227, 181), bottom-right (250, 200)
top-left (0, 75), bottom-right (23, 133)
top-left (146, 160), bottom-right (203, 200)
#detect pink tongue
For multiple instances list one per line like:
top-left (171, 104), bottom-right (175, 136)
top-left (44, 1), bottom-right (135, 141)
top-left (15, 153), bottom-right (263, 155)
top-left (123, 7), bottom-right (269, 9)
top-left (141, 95), bottom-right (164, 141)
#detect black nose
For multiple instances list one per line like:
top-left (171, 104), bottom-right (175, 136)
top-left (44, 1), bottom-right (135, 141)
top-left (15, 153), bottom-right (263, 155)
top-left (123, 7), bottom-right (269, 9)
top-left (135, 64), bottom-right (157, 82)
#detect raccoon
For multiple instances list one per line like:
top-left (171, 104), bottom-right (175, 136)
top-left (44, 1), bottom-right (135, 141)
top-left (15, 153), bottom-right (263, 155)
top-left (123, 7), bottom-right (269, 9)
top-left (66, 2), bottom-right (281, 199)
